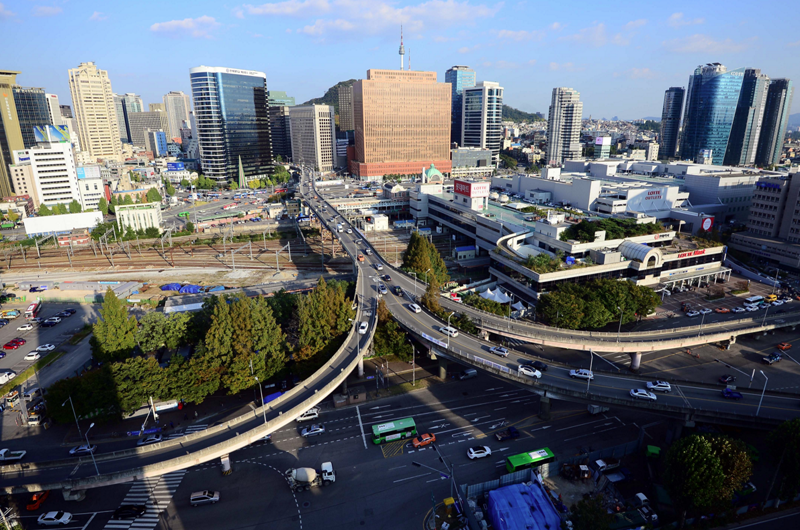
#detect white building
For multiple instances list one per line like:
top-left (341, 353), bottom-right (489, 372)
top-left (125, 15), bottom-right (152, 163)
top-left (289, 105), bottom-right (337, 172)
top-left (462, 81), bottom-right (504, 165)
top-left (163, 91), bottom-right (191, 139)
top-left (68, 62), bottom-right (123, 162)
top-left (23, 211), bottom-right (103, 236)
top-left (115, 202), bottom-right (163, 233)
top-left (546, 87), bottom-right (583, 165)
top-left (76, 165), bottom-right (104, 211)
top-left (45, 94), bottom-right (63, 126)
top-left (13, 142), bottom-right (81, 209)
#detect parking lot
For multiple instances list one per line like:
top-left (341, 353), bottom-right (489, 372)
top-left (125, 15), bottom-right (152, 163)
top-left (655, 275), bottom-right (789, 319)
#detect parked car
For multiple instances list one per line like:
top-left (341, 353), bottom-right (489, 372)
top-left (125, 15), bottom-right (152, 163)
top-left (37, 512), bottom-right (72, 526)
top-left (686, 311), bottom-right (700, 317)
top-left (731, 307), bottom-right (746, 313)
top-left (629, 389), bottom-right (657, 401)
top-left (300, 424), bottom-right (326, 438)
top-left (714, 308), bottom-right (730, 314)
top-left (722, 388), bottom-right (743, 400)
top-left (489, 346), bottom-right (509, 357)
top-left (24, 352), bottom-right (41, 361)
top-left (17, 323), bottom-right (33, 331)
top-left (699, 308), bottom-right (712, 315)
top-left (646, 381), bottom-right (672, 393)
top-left (518, 365), bottom-right (542, 379)
top-left (569, 369), bottom-right (594, 380)
top-left (467, 446), bottom-right (492, 460)
top-left (412, 433), bottom-right (436, 448)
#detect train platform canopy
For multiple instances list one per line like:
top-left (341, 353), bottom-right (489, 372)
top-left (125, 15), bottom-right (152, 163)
top-left (487, 482), bottom-right (561, 530)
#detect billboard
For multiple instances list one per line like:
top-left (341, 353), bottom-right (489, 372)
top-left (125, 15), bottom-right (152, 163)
top-left (454, 180), bottom-right (490, 198)
top-left (701, 217), bottom-right (714, 231)
top-left (33, 125), bottom-right (70, 144)
top-left (595, 136), bottom-right (611, 146)
top-left (76, 165), bottom-right (101, 180)
top-left (167, 162), bottom-right (185, 171)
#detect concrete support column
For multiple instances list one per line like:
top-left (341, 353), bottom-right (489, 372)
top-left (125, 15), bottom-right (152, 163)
top-left (629, 352), bottom-right (642, 371)
top-left (438, 357), bottom-right (448, 381)
top-left (358, 355), bottom-right (364, 378)
top-left (221, 454), bottom-right (232, 475)
top-left (479, 329), bottom-right (489, 341)
top-left (538, 395), bottom-right (551, 421)
top-left (62, 488), bottom-right (86, 502)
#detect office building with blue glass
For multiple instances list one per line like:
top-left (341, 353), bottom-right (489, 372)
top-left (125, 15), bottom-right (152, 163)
top-left (190, 66), bottom-right (273, 184)
top-left (756, 79), bottom-right (794, 166)
top-left (723, 68), bottom-right (769, 167)
top-left (12, 86), bottom-right (52, 149)
top-left (659, 87), bottom-right (684, 160)
top-left (445, 66), bottom-right (476, 146)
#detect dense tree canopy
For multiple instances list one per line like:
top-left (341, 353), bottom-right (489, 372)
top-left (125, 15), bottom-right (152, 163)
top-left (91, 288), bottom-right (138, 363)
top-left (560, 218), bottom-right (666, 243)
top-left (402, 231), bottom-right (449, 285)
top-left (769, 418), bottom-right (800, 497)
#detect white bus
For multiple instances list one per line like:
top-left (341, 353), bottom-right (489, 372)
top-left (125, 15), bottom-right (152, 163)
top-left (744, 295), bottom-right (764, 305)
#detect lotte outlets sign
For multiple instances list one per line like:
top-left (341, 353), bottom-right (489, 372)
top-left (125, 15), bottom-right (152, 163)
top-left (454, 180), bottom-right (490, 198)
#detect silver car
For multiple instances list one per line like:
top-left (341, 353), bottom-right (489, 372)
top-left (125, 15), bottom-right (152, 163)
top-left (300, 424), bottom-right (326, 438)
top-left (629, 388), bottom-right (657, 401)
top-left (190, 490), bottom-right (219, 506)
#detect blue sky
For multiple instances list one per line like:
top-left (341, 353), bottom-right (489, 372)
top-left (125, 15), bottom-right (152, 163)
top-left (3, 0), bottom-right (799, 119)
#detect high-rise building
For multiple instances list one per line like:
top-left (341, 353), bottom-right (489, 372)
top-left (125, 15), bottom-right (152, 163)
top-left (13, 140), bottom-right (80, 208)
top-left (338, 85), bottom-right (354, 132)
top-left (12, 86), bottom-right (52, 149)
top-left (45, 94), bottom-right (63, 127)
top-left (351, 69), bottom-right (451, 177)
top-left (724, 68), bottom-right (770, 166)
top-left (756, 79), bottom-right (794, 167)
top-left (0, 70), bottom-right (25, 197)
top-left (75, 164), bottom-right (104, 211)
top-left (113, 93), bottom-right (143, 143)
top-left (163, 91), bottom-right (191, 139)
top-left (59, 105), bottom-right (72, 119)
top-left (8, 162), bottom-right (40, 207)
top-left (190, 66), bottom-right (273, 184)
top-left (146, 130), bottom-right (168, 157)
top-left (546, 87), bottom-right (583, 165)
top-left (128, 111), bottom-right (169, 149)
top-left (269, 105), bottom-right (292, 162)
top-left (149, 103), bottom-right (165, 113)
top-left (289, 105), bottom-right (337, 172)
top-left (461, 81), bottom-right (503, 164)
top-left (445, 66), bottom-right (476, 145)
top-left (659, 87), bottom-right (684, 159)
top-left (68, 62), bottom-right (123, 161)
top-left (267, 91), bottom-right (295, 107)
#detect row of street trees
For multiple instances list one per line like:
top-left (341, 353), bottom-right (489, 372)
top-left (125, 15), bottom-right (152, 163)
top-left (401, 231), bottom-right (449, 286)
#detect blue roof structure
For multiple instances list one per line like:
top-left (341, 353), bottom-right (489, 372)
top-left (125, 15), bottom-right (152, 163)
top-left (488, 482), bottom-right (561, 530)
top-left (455, 245), bottom-right (476, 252)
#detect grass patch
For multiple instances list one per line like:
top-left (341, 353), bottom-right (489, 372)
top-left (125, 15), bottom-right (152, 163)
top-left (0, 349), bottom-right (67, 395)
top-left (731, 289), bottom-right (750, 295)
top-left (68, 324), bottom-right (93, 345)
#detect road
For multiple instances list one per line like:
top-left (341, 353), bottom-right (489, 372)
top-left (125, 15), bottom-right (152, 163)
top-left (7, 382), bottom-right (646, 530)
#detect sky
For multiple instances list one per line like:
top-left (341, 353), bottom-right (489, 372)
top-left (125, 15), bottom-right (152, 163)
top-left (2, 0), bottom-right (799, 120)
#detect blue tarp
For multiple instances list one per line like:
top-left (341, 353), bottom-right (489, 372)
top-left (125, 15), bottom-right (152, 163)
top-left (179, 285), bottom-right (201, 294)
top-left (488, 482), bottom-right (562, 530)
top-left (161, 283), bottom-right (181, 291)
top-left (207, 286), bottom-right (226, 292)
top-left (263, 391), bottom-right (283, 404)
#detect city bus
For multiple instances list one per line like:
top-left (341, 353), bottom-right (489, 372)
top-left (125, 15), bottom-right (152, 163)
top-left (505, 447), bottom-right (555, 473)
top-left (371, 418), bottom-right (417, 444)
top-left (178, 212), bottom-right (190, 218)
top-left (24, 301), bottom-right (42, 320)
top-left (745, 295), bottom-right (764, 305)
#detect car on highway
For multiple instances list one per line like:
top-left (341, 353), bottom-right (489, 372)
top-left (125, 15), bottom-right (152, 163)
top-left (358, 322), bottom-right (369, 334)
top-left (0, 371), bottom-right (17, 384)
top-left (300, 424), bottom-right (326, 438)
top-left (375, 263), bottom-right (383, 271)
top-left (112, 505), bottom-right (147, 520)
top-left (722, 388), bottom-right (743, 400)
top-left (518, 365), bottom-right (542, 379)
top-left (393, 286), bottom-right (403, 296)
top-left (383, 274), bottom-right (392, 282)
top-left (714, 308), bottom-right (730, 314)
top-left (746, 305), bottom-right (760, 312)
top-left (467, 446), bottom-right (492, 460)
top-left (346, 228), bottom-right (352, 234)
top-left (37, 511), bottom-right (72, 526)
top-left (489, 346), bottom-right (509, 357)
top-left (569, 369), bottom-right (594, 380)
top-left (412, 432), bottom-right (436, 448)
top-left (699, 308), bottom-right (712, 315)
top-left (646, 381), bottom-right (672, 393)
top-left (27, 490), bottom-right (50, 511)
top-left (731, 307), bottom-right (746, 313)
top-left (686, 311), bottom-right (700, 317)
top-left (763, 352), bottom-right (782, 365)
top-left (408, 303), bottom-right (421, 313)
top-left (777, 342), bottom-right (792, 351)
top-left (495, 426), bottom-right (520, 441)
top-left (17, 323), bottom-right (33, 331)
top-left (24, 352), bottom-right (41, 361)
top-left (378, 284), bottom-right (388, 295)
top-left (296, 408), bottom-right (320, 423)
top-left (69, 444), bottom-right (97, 456)
top-left (438, 326), bottom-right (458, 337)
top-left (719, 374), bottom-right (736, 384)
top-left (136, 434), bottom-right (163, 446)
top-left (630, 389), bottom-right (657, 401)
top-left (36, 344), bottom-right (55, 352)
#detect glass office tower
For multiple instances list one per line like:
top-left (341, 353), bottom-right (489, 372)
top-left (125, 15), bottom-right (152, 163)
top-left (723, 68), bottom-right (769, 166)
top-left (445, 66), bottom-right (476, 145)
top-left (462, 81), bottom-right (504, 165)
top-left (756, 79), bottom-right (794, 167)
top-left (659, 87), bottom-right (684, 160)
top-left (189, 66), bottom-right (273, 184)
top-left (12, 87), bottom-right (52, 148)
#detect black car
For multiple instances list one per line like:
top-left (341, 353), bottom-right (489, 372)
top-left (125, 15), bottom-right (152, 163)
top-left (112, 505), bottom-right (147, 519)
top-left (0, 319), bottom-right (9, 325)
top-left (64, 309), bottom-right (77, 314)
top-left (531, 360), bottom-right (548, 372)
top-left (40, 321), bottom-right (57, 328)
top-left (719, 374), bottom-right (736, 384)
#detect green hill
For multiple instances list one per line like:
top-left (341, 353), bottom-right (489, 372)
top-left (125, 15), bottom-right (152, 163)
top-left (302, 79), bottom-right (358, 115)
top-left (503, 105), bottom-right (545, 122)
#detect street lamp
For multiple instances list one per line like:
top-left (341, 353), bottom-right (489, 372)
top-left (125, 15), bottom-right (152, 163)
top-left (586, 350), bottom-right (594, 394)
top-left (616, 306), bottom-right (623, 343)
top-left (410, 272), bottom-right (418, 298)
top-left (446, 311), bottom-right (455, 349)
top-left (761, 303), bottom-right (770, 327)
top-left (408, 339), bottom-right (416, 386)
top-left (424, 268), bottom-right (431, 284)
top-left (254, 376), bottom-right (268, 425)
top-left (698, 311), bottom-right (707, 337)
top-left (86, 422), bottom-right (100, 476)
top-left (756, 370), bottom-right (768, 417)
top-left (62, 395), bottom-right (83, 440)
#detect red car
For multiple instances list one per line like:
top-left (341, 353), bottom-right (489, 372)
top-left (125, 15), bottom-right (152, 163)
top-left (27, 490), bottom-right (50, 511)
top-left (3, 342), bottom-right (20, 350)
top-left (412, 433), bottom-right (436, 448)
top-left (12, 338), bottom-right (26, 345)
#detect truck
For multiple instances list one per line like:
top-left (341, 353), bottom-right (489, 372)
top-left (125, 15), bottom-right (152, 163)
top-left (285, 463), bottom-right (336, 492)
top-left (495, 426), bottom-right (520, 441)
top-left (631, 493), bottom-right (658, 523)
top-left (587, 404), bottom-right (610, 415)
top-left (595, 457), bottom-right (621, 473)
top-left (0, 448), bottom-right (27, 461)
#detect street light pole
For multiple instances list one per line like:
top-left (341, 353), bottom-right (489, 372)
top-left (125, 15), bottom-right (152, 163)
top-left (698, 311), bottom-right (707, 337)
top-left (410, 272), bottom-right (417, 298)
top-left (86, 422), bottom-right (100, 476)
top-left (761, 304), bottom-right (770, 327)
top-left (408, 340), bottom-right (416, 386)
top-left (586, 350), bottom-right (594, 394)
top-left (254, 376), bottom-right (267, 425)
top-left (616, 306), bottom-right (623, 343)
top-left (446, 311), bottom-right (455, 349)
top-left (756, 370), bottom-right (768, 417)
top-left (62, 395), bottom-right (83, 440)
top-left (424, 268), bottom-right (431, 285)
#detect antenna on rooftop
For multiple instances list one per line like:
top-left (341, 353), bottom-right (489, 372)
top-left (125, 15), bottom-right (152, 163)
top-left (399, 25), bottom-right (405, 70)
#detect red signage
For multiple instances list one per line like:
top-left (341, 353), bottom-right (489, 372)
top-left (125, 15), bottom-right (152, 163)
top-left (453, 180), bottom-right (490, 198)
top-left (677, 249), bottom-right (706, 259)
top-left (701, 217), bottom-right (714, 231)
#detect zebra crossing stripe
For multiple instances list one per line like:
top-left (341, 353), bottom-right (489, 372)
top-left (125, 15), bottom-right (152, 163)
top-left (166, 424), bottom-right (208, 440)
top-left (102, 470), bottom-right (188, 530)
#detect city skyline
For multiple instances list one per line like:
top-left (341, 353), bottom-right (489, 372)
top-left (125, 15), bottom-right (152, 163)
top-left (2, 1), bottom-right (799, 120)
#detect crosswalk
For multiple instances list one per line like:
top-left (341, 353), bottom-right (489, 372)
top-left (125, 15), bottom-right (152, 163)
top-left (103, 470), bottom-right (187, 530)
top-left (503, 338), bottom-right (531, 348)
top-left (165, 423), bottom-right (208, 441)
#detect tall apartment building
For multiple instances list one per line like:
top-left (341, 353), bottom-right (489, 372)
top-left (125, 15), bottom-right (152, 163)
top-left (756, 79), bottom-right (794, 167)
top-left (163, 91), bottom-right (191, 139)
top-left (146, 130), bottom-right (168, 157)
top-left (267, 91), bottom-right (295, 107)
top-left (338, 85), bottom-right (354, 132)
top-left (0, 70), bottom-right (25, 197)
top-left (289, 105), bottom-right (337, 172)
top-left (724, 68), bottom-right (770, 166)
top-left (190, 66), bottom-right (273, 184)
top-left (269, 106), bottom-right (292, 162)
top-left (113, 93), bottom-right (143, 143)
top-left (149, 103), bottom-right (165, 113)
top-left (546, 87), bottom-right (583, 166)
top-left (128, 111), bottom-right (169, 150)
top-left (12, 86), bottom-right (52, 149)
top-left (461, 81), bottom-right (503, 165)
top-left (445, 66), bottom-right (476, 146)
top-left (68, 62), bottom-right (123, 161)
top-left (351, 69), bottom-right (451, 178)
top-left (659, 87), bottom-right (684, 159)
top-left (45, 94), bottom-right (63, 126)
top-left (59, 105), bottom-right (73, 119)
top-left (13, 141), bottom-right (80, 208)
top-left (8, 162), bottom-right (40, 207)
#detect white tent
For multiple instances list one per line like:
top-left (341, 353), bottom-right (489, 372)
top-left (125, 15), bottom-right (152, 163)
top-left (481, 287), bottom-right (512, 304)
top-left (480, 288), bottom-right (496, 301)
top-left (511, 301), bottom-right (526, 311)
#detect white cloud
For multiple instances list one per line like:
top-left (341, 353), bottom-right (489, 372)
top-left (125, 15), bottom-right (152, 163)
top-left (549, 22), bottom-right (563, 31)
top-left (667, 12), bottom-right (704, 28)
top-left (787, 40), bottom-right (800, 48)
top-left (458, 44), bottom-right (479, 53)
top-left (549, 62), bottom-right (581, 72)
top-left (253, 33), bottom-right (264, 37)
top-left (527, 59), bottom-right (536, 66)
top-left (0, 2), bottom-right (14, 18)
top-left (33, 6), bottom-right (62, 17)
top-left (481, 60), bottom-right (519, 69)
top-left (241, 0), bottom-right (331, 17)
top-left (663, 34), bottom-right (752, 54)
top-left (89, 11), bottom-right (108, 21)
top-left (624, 19), bottom-right (647, 30)
top-left (624, 67), bottom-right (656, 79)
top-left (299, 18), bottom-right (356, 35)
top-left (150, 16), bottom-right (221, 39)
top-left (495, 29), bottom-right (543, 41)
top-left (561, 23), bottom-right (607, 47)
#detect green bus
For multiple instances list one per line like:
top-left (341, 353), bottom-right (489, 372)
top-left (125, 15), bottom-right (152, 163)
top-left (178, 211), bottom-right (190, 218)
top-left (371, 418), bottom-right (417, 444)
top-left (505, 447), bottom-right (555, 473)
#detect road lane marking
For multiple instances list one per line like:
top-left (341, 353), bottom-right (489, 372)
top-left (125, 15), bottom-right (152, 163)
top-left (81, 513), bottom-right (96, 530)
top-left (356, 405), bottom-right (367, 449)
top-left (394, 472), bottom-right (431, 483)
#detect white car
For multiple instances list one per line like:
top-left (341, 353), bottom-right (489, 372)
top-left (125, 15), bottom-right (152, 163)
top-left (686, 311), bottom-right (700, 317)
top-left (137, 434), bottom-right (163, 446)
top-left (772, 300), bottom-right (784, 306)
top-left (489, 346), bottom-right (509, 357)
top-left (296, 407), bottom-right (320, 423)
top-left (375, 264), bottom-right (384, 271)
top-left (44, 317), bottom-right (61, 324)
top-left (0, 371), bottom-right (16, 384)
top-left (518, 365), bottom-right (542, 379)
top-left (630, 388), bottom-right (657, 401)
top-left (746, 305), bottom-right (760, 312)
top-left (646, 380), bottom-right (671, 393)
top-left (69, 444), bottom-right (97, 456)
top-left (569, 369), bottom-right (594, 380)
top-left (17, 323), bottom-right (33, 331)
top-left (346, 228), bottom-right (352, 234)
top-left (358, 322), bottom-right (369, 335)
top-left (24, 351), bottom-right (41, 361)
top-left (467, 446), bottom-right (492, 460)
top-left (731, 307), bottom-right (746, 313)
top-left (408, 303), bottom-right (422, 314)
top-left (37, 512), bottom-right (73, 526)
top-left (699, 308), bottom-right (712, 315)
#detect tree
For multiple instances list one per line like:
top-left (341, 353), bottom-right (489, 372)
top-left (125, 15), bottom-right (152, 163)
top-left (204, 297), bottom-right (235, 367)
top-left (570, 494), bottom-right (613, 530)
top-left (229, 181), bottom-right (239, 190)
top-left (136, 312), bottom-right (167, 354)
top-left (499, 152), bottom-right (517, 170)
top-left (275, 155), bottom-right (284, 163)
top-left (164, 180), bottom-right (176, 196)
top-left (91, 288), bottom-right (138, 363)
top-left (537, 290), bottom-right (584, 329)
top-left (373, 300), bottom-right (411, 361)
top-left (421, 274), bottom-right (442, 314)
top-left (265, 289), bottom-right (298, 323)
top-left (163, 312), bottom-right (191, 350)
top-left (707, 435), bottom-right (753, 500)
top-left (6, 211), bottom-right (18, 222)
top-left (98, 197), bottom-right (109, 215)
top-left (55, 203), bottom-right (68, 215)
top-left (664, 435), bottom-right (726, 525)
top-left (69, 200), bottom-right (82, 213)
top-left (109, 356), bottom-right (165, 414)
top-left (145, 227), bottom-right (160, 238)
top-left (180, 179), bottom-right (190, 188)
top-left (453, 313), bottom-right (477, 335)
top-left (185, 221), bottom-right (195, 233)
top-left (37, 204), bottom-right (52, 216)
top-left (123, 195), bottom-right (134, 205)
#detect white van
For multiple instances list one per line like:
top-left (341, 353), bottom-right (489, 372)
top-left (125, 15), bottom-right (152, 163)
top-left (438, 326), bottom-right (458, 337)
top-left (24, 387), bottom-right (41, 402)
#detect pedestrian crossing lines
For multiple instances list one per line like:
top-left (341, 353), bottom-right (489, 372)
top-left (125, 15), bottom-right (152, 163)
top-left (165, 423), bottom-right (208, 441)
top-left (103, 469), bottom-right (187, 530)
top-left (503, 338), bottom-right (529, 348)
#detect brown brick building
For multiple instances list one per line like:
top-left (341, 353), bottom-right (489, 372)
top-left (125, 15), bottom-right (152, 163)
top-left (350, 69), bottom-right (452, 178)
